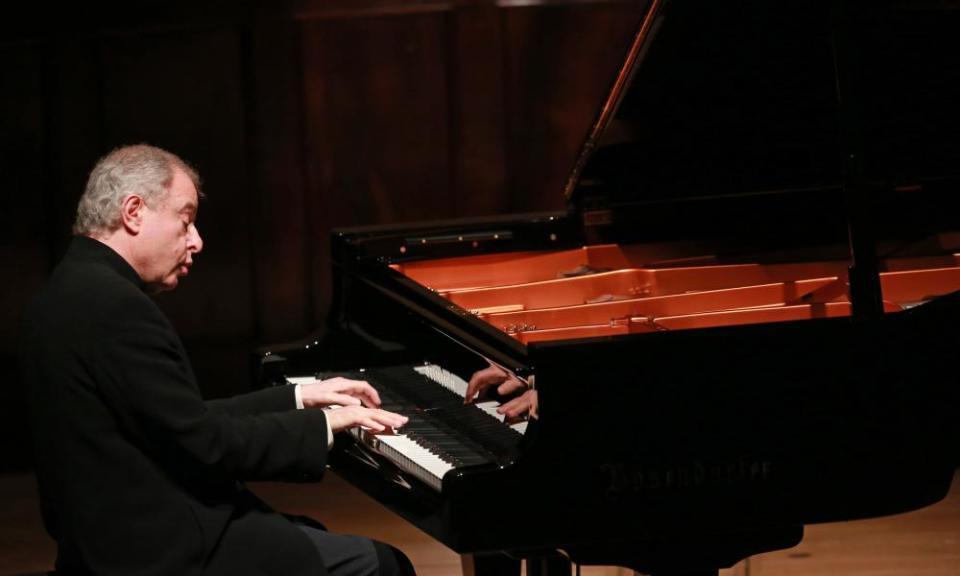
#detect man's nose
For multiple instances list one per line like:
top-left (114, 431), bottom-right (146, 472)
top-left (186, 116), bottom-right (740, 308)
top-left (189, 224), bottom-right (203, 254)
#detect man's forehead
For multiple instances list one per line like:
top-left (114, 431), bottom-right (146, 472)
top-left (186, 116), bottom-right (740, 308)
top-left (169, 168), bottom-right (199, 212)
top-left (166, 189), bottom-right (197, 213)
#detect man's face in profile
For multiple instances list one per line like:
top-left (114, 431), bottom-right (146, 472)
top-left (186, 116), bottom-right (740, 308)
top-left (136, 168), bottom-right (203, 292)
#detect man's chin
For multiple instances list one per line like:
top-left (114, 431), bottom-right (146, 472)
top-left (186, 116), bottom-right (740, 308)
top-left (147, 277), bottom-right (179, 294)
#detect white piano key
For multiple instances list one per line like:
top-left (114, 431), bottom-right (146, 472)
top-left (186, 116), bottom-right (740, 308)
top-left (383, 434), bottom-right (452, 477)
top-left (359, 431), bottom-right (453, 491)
top-left (414, 363), bottom-right (469, 397)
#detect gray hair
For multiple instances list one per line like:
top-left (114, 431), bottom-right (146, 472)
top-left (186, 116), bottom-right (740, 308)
top-left (73, 144), bottom-right (201, 236)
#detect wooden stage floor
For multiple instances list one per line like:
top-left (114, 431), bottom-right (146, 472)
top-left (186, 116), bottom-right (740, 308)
top-left (1, 470), bottom-right (957, 575)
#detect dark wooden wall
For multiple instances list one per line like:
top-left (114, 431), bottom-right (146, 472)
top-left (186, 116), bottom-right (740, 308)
top-left (0, 0), bottom-right (643, 470)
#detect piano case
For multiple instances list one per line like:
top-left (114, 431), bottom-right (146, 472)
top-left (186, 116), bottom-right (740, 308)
top-left (259, 0), bottom-right (960, 573)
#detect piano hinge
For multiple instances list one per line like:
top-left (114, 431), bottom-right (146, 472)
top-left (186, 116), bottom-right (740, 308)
top-left (503, 323), bottom-right (537, 334)
top-left (635, 316), bottom-right (669, 331)
top-left (447, 304), bottom-right (475, 318)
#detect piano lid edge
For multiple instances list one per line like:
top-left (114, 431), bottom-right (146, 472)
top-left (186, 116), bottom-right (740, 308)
top-left (339, 257), bottom-right (531, 372)
top-left (332, 210), bottom-right (578, 264)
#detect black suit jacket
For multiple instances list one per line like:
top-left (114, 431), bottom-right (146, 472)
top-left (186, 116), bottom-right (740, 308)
top-left (20, 236), bottom-right (330, 576)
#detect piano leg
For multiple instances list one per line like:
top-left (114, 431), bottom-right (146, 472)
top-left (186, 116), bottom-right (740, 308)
top-left (461, 552), bottom-right (520, 576)
top-left (526, 554), bottom-right (572, 576)
top-left (461, 551), bottom-right (572, 576)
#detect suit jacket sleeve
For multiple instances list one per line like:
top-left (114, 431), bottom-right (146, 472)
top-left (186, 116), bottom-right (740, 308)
top-left (91, 291), bottom-right (327, 483)
top-left (205, 385), bottom-right (297, 416)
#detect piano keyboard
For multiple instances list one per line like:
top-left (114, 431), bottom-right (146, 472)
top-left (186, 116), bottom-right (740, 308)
top-left (287, 364), bottom-right (527, 491)
top-left (412, 363), bottom-right (528, 435)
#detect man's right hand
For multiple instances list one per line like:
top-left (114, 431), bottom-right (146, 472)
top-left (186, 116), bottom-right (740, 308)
top-left (325, 405), bottom-right (408, 434)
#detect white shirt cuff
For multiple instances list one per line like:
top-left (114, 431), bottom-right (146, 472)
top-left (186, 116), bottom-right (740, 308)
top-left (295, 383), bottom-right (334, 447)
top-left (294, 383), bottom-right (305, 410)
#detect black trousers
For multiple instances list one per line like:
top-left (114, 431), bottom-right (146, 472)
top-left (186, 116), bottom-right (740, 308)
top-left (206, 502), bottom-right (415, 576)
top-left (295, 523), bottom-right (415, 576)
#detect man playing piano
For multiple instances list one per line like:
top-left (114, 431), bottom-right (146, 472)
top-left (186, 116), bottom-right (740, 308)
top-left (20, 144), bottom-right (414, 576)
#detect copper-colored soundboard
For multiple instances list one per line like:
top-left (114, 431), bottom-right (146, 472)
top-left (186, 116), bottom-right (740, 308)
top-left (393, 244), bottom-right (960, 344)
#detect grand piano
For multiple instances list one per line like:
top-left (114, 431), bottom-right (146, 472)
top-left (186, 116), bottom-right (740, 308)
top-left (256, 0), bottom-right (960, 574)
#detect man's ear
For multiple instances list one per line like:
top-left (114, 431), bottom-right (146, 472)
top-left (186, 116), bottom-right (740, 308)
top-left (119, 195), bottom-right (145, 234)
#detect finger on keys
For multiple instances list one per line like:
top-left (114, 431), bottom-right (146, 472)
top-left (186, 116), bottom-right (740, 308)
top-left (349, 380), bottom-right (380, 408)
top-left (465, 364), bottom-right (507, 403)
top-left (497, 389), bottom-right (537, 421)
top-left (383, 410), bottom-right (409, 428)
top-left (365, 390), bottom-right (381, 408)
top-left (373, 408), bottom-right (405, 424)
top-left (328, 393), bottom-right (362, 406)
top-left (497, 396), bottom-right (529, 419)
top-left (364, 419), bottom-right (386, 433)
top-left (371, 410), bottom-right (408, 434)
top-left (325, 377), bottom-right (381, 407)
top-left (496, 376), bottom-right (526, 396)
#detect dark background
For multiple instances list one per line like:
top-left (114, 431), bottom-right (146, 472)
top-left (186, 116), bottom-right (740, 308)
top-left (0, 0), bottom-right (646, 471)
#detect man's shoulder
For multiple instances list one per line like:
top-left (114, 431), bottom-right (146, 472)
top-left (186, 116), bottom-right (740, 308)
top-left (20, 256), bottom-right (164, 365)
top-left (30, 256), bottom-right (156, 326)
top-left (66, 253), bottom-right (143, 295)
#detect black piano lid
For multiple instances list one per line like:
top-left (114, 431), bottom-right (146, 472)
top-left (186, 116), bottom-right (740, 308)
top-left (565, 0), bottom-right (960, 243)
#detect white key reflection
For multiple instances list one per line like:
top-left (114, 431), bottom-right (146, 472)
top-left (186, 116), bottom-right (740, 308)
top-left (416, 365), bottom-right (528, 434)
top-left (413, 364), bottom-right (468, 397)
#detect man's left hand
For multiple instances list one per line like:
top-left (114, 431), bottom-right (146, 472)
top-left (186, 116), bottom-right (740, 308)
top-left (300, 377), bottom-right (381, 409)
